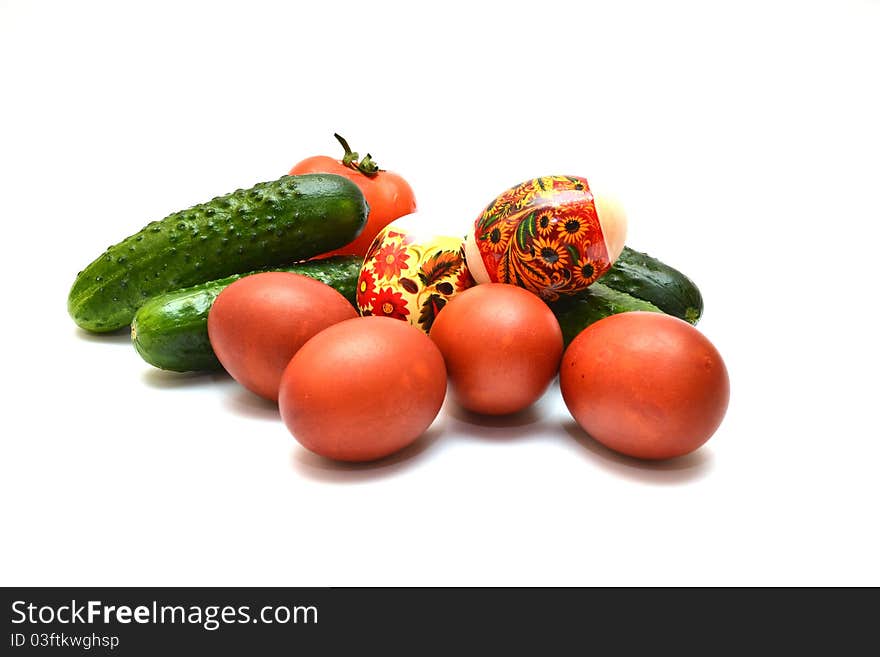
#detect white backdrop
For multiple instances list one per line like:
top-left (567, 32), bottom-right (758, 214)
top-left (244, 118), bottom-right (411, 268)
top-left (1, 0), bottom-right (878, 586)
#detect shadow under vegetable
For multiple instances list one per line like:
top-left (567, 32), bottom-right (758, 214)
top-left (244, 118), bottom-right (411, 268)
top-left (561, 420), bottom-right (713, 485)
top-left (290, 420), bottom-right (446, 484)
top-left (74, 326), bottom-right (131, 345)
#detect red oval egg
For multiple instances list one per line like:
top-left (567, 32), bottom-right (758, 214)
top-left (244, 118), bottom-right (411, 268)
top-left (279, 316), bottom-right (447, 462)
top-left (207, 272), bottom-right (357, 401)
top-left (560, 312), bottom-right (730, 460)
top-left (430, 283), bottom-right (563, 415)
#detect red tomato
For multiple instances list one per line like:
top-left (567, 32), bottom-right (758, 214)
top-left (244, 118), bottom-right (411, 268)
top-left (560, 312), bottom-right (729, 460)
top-left (429, 283), bottom-right (563, 415)
top-left (279, 316), bottom-right (447, 462)
top-left (207, 272), bottom-right (357, 401)
top-left (289, 134), bottom-right (416, 258)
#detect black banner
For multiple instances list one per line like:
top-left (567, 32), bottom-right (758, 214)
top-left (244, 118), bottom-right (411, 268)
top-left (1, 587), bottom-right (874, 654)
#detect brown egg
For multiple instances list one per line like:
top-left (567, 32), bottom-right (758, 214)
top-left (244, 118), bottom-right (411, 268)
top-left (560, 312), bottom-right (729, 460)
top-left (279, 316), bottom-right (447, 462)
top-left (429, 283), bottom-right (563, 415)
top-left (207, 272), bottom-right (357, 401)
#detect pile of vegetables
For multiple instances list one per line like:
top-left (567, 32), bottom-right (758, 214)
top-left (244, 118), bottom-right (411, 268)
top-left (69, 135), bottom-right (729, 464)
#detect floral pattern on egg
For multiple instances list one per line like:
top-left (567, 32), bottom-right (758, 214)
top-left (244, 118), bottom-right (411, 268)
top-left (468, 175), bottom-right (618, 301)
top-left (358, 219), bottom-right (474, 334)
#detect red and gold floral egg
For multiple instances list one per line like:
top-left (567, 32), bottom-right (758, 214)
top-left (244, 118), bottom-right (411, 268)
top-left (358, 214), bottom-right (474, 334)
top-left (463, 175), bottom-right (627, 301)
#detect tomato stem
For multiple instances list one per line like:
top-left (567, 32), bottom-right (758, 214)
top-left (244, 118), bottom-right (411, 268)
top-left (333, 133), bottom-right (381, 177)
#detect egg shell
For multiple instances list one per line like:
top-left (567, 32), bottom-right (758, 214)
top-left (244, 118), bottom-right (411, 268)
top-left (357, 214), bottom-right (474, 334)
top-left (465, 175), bottom-right (626, 301)
top-left (279, 316), bottom-right (447, 462)
top-left (429, 283), bottom-right (564, 415)
top-left (560, 312), bottom-right (729, 460)
top-left (207, 272), bottom-right (358, 401)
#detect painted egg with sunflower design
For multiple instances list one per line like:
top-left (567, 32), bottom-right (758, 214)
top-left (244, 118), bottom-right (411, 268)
top-left (463, 175), bottom-right (628, 301)
top-left (357, 214), bottom-right (474, 333)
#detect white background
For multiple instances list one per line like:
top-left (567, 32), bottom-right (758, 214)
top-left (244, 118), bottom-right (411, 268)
top-left (1, 0), bottom-right (878, 586)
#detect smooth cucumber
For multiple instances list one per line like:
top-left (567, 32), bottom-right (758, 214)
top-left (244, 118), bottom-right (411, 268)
top-left (550, 283), bottom-right (662, 346)
top-left (69, 174), bottom-right (368, 332)
top-left (131, 256), bottom-right (361, 372)
top-left (599, 247), bottom-right (703, 324)
top-left (549, 246), bottom-right (704, 346)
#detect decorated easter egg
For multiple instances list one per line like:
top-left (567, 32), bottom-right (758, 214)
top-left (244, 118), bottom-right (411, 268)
top-left (463, 175), bottom-right (628, 301)
top-left (358, 214), bottom-right (474, 333)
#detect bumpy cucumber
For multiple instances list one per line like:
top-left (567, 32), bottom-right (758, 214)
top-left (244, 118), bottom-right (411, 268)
top-left (131, 256), bottom-right (361, 372)
top-left (550, 283), bottom-right (662, 346)
top-left (69, 174), bottom-right (368, 332)
top-left (599, 247), bottom-right (703, 324)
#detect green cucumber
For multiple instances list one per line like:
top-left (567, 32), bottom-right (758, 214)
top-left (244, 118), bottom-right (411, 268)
top-left (69, 174), bottom-right (368, 332)
top-left (550, 283), bottom-right (663, 346)
top-left (599, 247), bottom-right (703, 324)
top-left (132, 244), bottom-right (704, 369)
top-left (549, 247), bottom-right (703, 346)
top-left (131, 256), bottom-right (362, 372)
